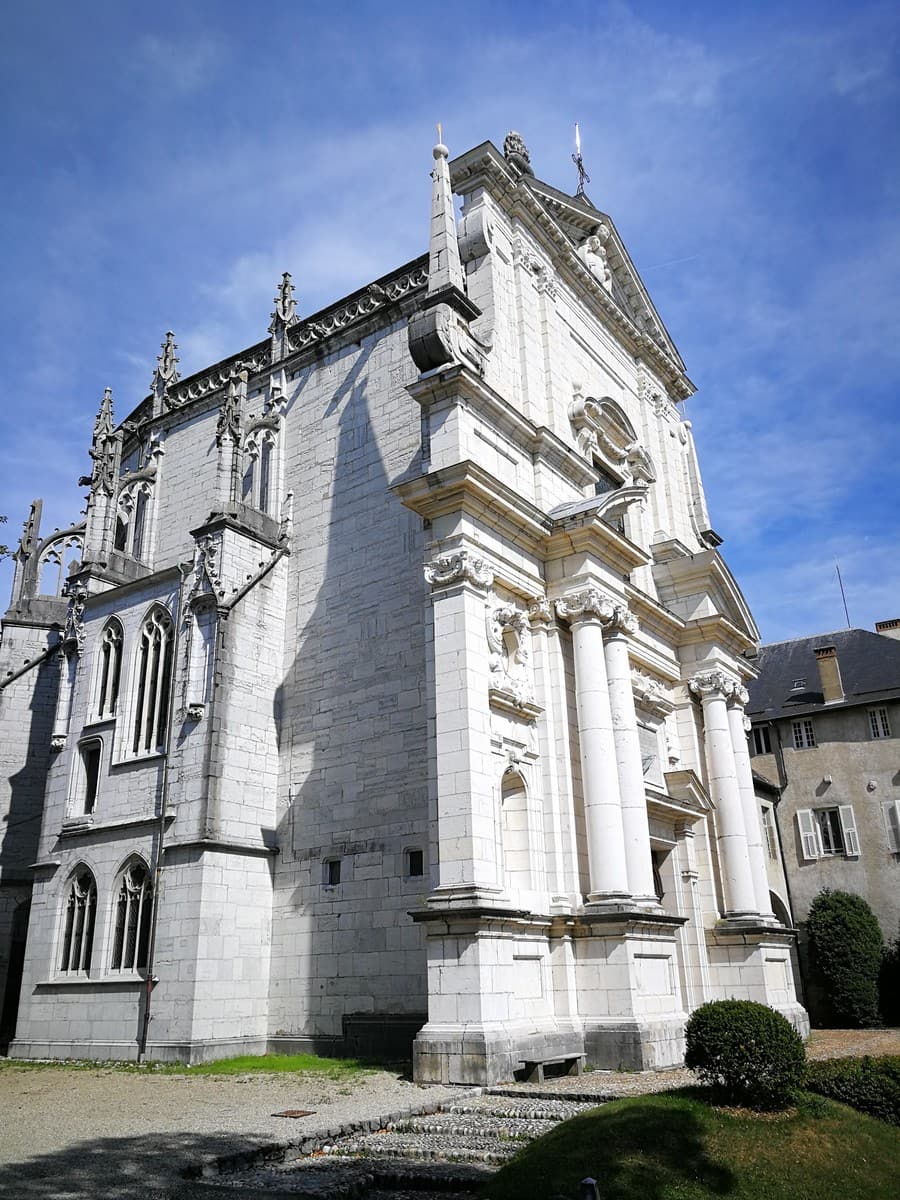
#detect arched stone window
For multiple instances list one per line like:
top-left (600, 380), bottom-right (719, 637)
top-left (111, 861), bottom-right (153, 971)
top-left (114, 481), bottom-right (154, 561)
top-left (242, 427), bottom-right (279, 515)
top-left (131, 606), bottom-right (174, 756)
top-left (59, 869), bottom-right (97, 974)
top-left (94, 619), bottom-right (123, 719)
top-left (501, 770), bottom-right (532, 892)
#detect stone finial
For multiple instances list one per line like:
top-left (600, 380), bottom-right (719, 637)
top-left (80, 388), bottom-right (118, 495)
top-left (503, 130), bottom-right (534, 176)
top-left (270, 271), bottom-right (298, 329)
top-left (427, 130), bottom-right (466, 298)
top-left (215, 367), bottom-right (245, 447)
top-left (151, 331), bottom-right (180, 413)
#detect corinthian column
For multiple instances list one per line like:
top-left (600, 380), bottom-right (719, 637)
top-left (689, 670), bottom-right (758, 919)
top-left (555, 588), bottom-right (629, 903)
top-left (727, 685), bottom-right (776, 919)
top-left (603, 606), bottom-right (657, 905)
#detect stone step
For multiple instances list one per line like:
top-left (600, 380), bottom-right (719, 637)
top-left (445, 1095), bottom-right (595, 1121)
top-left (203, 1154), bottom-right (492, 1197)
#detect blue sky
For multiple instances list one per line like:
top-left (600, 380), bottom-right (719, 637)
top-left (1, 0), bottom-right (898, 643)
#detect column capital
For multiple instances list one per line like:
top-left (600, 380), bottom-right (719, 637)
top-left (424, 549), bottom-right (493, 593)
top-left (688, 669), bottom-right (735, 702)
top-left (726, 682), bottom-right (750, 708)
top-left (604, 603), bottom-right (639, 638)
top-left (527, 597), bottom-right (554, 626)
top-left (554, 586), bottom-right (615, 625)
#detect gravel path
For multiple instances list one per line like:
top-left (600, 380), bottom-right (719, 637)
top-left (1, 1029), bottom-right (897, 1199)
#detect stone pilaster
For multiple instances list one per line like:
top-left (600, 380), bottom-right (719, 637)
top-left (424, 550), bottom-right (502, 902)
top-left (603, 606), bottom-right (657, 905)
top-left (727, 685), bottom-right (776, 920)
top-left (689, 670), bottom-right (758, 919)
top-left (554, 588), bottom-right (629, 903)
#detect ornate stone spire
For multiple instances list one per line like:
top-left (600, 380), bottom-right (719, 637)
top-left (271, 271), bottom-right (297, 327)
top-left (79, 388), bottom-right (118, 495)
top-left (269, 272), bottom-right (298, 360)
top-left (427, 129), bottom-right (466, 300)
top-left (151, 331), bottom-right (180, 415)
top-left (408, 130), bottom-right (483, 374)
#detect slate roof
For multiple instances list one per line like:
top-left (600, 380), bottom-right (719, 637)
top-left (745, 628), bottom-right (900, 720)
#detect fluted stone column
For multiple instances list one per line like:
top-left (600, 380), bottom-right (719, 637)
top-left (603, 607), bottom-right (657, 905)
top-left (728, 685), bottom-right (776, 920)
top-left (555, 588), bottom-right (629, 903)
top-left (690, 670), bottom-right (758, 919)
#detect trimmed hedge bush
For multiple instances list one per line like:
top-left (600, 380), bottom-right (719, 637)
top-left (806, 1055), bottom-right (900, 1126)
top-left (879, 924), bottom-right (900, 1026)
top-left (684, 999), bottom-right (805, 1109)
top-left (806, 889), bottom-right (883, 1027)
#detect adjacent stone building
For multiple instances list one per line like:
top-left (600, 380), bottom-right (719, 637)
top-left (0, 132), bottom-right (806, 1081)
top-left (746, 624), bottom-right (900, 945)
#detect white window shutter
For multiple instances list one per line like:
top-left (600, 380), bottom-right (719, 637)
top-left (883, 801), bottom-right (900, 853)
top-left (838, 806), bottom-right (860, 856)
top-left (796, 809), bottom-right (819, 860)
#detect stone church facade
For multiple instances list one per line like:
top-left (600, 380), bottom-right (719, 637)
top-left (0, 132), bottom-right (806, 1081)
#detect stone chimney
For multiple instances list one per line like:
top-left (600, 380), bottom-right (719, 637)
top-left (814, 645), bottom-right (844, 703)
top-left (875, 618), bottom-right (900, 642)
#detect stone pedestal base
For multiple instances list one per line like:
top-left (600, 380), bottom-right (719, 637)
top-left (573, 909), bottom-right (688, 1071)
top-left (706, 921), bottom-right (810, 1038)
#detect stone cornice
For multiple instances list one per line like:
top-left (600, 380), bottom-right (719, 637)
top-left (393, 460), bottom-right (551, 554)
top-left (407, 363), bottom-right (597, 492)
top-left (114, 256), bottom-right (429, 433)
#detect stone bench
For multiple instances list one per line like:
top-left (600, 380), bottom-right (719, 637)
top-left (518, 1054), bottom-right (585, 1083)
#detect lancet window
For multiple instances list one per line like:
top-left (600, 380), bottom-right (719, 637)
top-left (95, 619), bottom-right (123, 718)
top-left (59, 869), bottom-right (97, 974)
top-left (131, 606), bottom-right (174, 756)
top-left (242, 427), bottom-right (279, 516)
top-left (114, 481), bottom-right (154, 562)
top-left (111, 861), bottom-right (153, 971)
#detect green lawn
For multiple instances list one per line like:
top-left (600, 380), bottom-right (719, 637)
top-left (482, 1090), bottom-right (900, 1200)
top-left (0, 1051), bottom-right (370, 1077)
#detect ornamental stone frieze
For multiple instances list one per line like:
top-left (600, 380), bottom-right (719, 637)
top-left (424, 550), bottom-right (494, 593)
top-left (632, 668), bottom-right (674, 718)
top-left (486, 604), bottom-right (534, 707)
top-left (688, 669), bottom-right (738, 703)
top-left (62, 587), bottom-right (87, 655)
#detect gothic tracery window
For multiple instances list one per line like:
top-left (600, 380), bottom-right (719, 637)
top-left (59, 870), bottom-right (97, 974)
top-left (114, 482), bottom-right (154, 561)
top-left (111, 861), bottom-right (153, 971)
top-left (95, 619), bottom-right (123, 718)
top-left (131, 606), bottom-right (174, 756)
top-left (242, 428), bottom-right (279, 515)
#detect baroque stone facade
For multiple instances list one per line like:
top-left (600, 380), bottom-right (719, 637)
top-left (0, 132), bottom-right (806, 1077)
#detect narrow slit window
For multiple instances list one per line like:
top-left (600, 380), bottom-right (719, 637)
top-left (406, 848), bottom-right (424, 878)
top-left (80, 741), bottom-right (102, 815)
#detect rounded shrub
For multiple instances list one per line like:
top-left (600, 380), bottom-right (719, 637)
top-left (684, 999), bottom-right (806, 1109)
top-left (806, 889), bottom-right (883, 1027)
